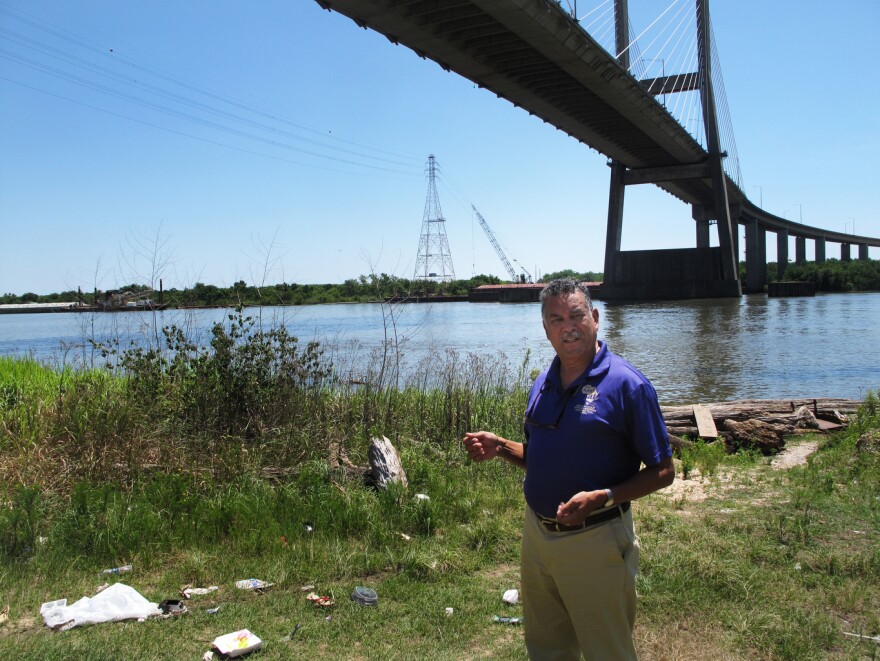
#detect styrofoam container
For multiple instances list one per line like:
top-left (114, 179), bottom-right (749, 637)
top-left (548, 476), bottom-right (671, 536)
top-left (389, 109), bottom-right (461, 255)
top-left (212, 629), bottom-right (263, 657)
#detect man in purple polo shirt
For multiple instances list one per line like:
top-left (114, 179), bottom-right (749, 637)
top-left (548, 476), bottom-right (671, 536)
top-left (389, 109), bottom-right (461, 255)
top-left (464, 278), bottom-right (674, 660)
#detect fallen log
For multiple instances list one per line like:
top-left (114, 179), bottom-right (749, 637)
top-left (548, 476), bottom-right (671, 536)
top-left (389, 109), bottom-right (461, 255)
top-left (660, 398), bottom-right (859, 455)
top-left (661, 398), bottom-right (858, 429)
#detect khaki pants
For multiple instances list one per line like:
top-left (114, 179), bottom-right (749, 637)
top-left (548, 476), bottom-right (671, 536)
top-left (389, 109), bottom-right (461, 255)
top-left (521, 506), bottom-right (640, 660)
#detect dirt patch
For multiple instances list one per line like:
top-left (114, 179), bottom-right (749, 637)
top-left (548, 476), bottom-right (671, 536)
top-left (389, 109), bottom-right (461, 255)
top-left (770, 439), bottom-right (819, 469)
top-left (660, 440), bottom-right (820, 504)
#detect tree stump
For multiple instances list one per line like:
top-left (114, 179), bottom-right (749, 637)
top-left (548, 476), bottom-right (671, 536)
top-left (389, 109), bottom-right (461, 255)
top-left (368, 436), bottom-right (408, 490)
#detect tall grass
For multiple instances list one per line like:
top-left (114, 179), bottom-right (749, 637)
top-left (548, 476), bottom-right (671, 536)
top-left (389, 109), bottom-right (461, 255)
top-left (0, 312), bottom-right (529, 567)
top-left (1, 325), bottom-right (879, 658)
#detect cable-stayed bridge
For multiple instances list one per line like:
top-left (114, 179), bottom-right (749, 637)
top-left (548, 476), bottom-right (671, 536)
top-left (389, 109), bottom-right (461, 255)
top-left (315, 0), bottom-right (879, 299)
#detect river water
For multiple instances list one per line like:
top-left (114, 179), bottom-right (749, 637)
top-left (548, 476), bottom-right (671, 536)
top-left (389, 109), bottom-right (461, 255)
top-left (1, 293), bottom-right (878, 405)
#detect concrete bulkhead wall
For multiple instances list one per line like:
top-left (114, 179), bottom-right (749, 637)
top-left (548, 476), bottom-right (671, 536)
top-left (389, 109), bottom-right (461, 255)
top-left (601, 247), bottom-right (741, 301)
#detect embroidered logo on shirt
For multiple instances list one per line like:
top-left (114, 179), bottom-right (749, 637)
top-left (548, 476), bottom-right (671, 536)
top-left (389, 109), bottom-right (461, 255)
top-left (576, 386), bottom-right (599, 415)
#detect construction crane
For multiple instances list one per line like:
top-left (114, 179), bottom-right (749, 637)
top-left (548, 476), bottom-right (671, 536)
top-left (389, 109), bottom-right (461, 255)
top-left (472, 205), bottom-right (532, 283)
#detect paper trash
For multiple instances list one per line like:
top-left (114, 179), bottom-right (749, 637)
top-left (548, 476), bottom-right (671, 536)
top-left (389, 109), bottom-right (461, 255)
top-left (234, 579), bottom-right (274, 591)
top-left (213, 629), bottom-right (263, 657)
top-left (502, 589), bottom-right (519, 605)
top-left (40, 583), bottom-right (160, 631)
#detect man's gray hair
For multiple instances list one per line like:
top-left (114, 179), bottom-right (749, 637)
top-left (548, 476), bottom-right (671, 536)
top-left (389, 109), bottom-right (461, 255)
top-left (539, 278), bottom-right (593, 313)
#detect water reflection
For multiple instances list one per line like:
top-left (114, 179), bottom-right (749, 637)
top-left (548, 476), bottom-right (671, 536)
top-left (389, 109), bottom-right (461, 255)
top-left (1, 293), bottom-right (878, 404)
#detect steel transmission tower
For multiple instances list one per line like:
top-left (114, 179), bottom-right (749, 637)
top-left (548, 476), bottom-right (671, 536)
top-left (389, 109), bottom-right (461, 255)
top-left (413, 155), bottom-right (455, 282)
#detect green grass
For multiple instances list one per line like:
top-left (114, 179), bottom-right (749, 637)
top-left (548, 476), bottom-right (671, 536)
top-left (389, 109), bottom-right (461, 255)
top-left (1, 351), bottom-right (878, 659)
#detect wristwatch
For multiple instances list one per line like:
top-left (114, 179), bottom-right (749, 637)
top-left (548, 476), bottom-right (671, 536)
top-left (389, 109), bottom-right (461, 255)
top-left (604, 488), bottom-right (615, 508)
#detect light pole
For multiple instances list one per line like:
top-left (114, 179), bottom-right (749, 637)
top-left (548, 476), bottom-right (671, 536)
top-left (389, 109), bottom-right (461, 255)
top-left (849, 217), bottom-right (855, 235)
top-left (641, 58), bottom-right (666, 106)
top-left (795, 203), bottom-right (803, 224)
top-left (753, 185), bottom-right (763, 208)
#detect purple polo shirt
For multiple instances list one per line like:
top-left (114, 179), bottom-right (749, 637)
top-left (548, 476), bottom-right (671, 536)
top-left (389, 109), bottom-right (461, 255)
top-left (522, 341), bottom-right (671, 518)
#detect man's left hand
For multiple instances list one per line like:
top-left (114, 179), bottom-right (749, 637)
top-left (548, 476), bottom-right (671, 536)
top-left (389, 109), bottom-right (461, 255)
top-left (555, 490), bottom-right (608, 525)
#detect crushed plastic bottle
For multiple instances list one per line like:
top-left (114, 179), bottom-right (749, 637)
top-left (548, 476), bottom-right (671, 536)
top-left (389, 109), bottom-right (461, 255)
top-left (493, 615), bottom-right (524, 625)
top-left (101, 564), bottom-right (132, 575)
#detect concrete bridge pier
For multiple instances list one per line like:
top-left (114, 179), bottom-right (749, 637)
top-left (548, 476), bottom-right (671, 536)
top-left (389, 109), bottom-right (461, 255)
top-left (696, 218), bottom-right (710, 248)
top-left (860, 244), bottom-right (870, 260)
top-left (842, 243), bottom-right (851, 261)
top-left (795, 236), bottom-right (807, 263)
top-left (815, 238), bottom-right (826, 262)
top-left (776, 229), bottom-right (789, 280)
top-left (744, 218), bottom-right (767, 292)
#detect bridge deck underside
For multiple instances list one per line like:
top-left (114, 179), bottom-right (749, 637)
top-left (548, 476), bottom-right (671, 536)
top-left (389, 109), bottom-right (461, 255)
top-left (318, 0), bottom-right (720, 206)
top-left (318, 0), bottom-right (880, 248)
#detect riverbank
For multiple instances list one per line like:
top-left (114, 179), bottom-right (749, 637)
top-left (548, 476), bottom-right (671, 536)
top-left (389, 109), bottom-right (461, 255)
top-left (1, 349), bottom-right (877, 658)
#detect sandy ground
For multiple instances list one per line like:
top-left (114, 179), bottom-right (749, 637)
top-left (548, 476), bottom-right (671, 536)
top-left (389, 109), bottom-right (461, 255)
top-left (661, 439), bottom-right (820, 503)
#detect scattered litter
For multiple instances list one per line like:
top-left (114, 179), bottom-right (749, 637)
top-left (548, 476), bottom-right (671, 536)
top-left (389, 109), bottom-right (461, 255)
top-left (212, 629), bottom-right (263, 657)
top-left (0, 604), bottom-right (9, 625)
top-left (445, 607), bottom-right (454, 617)
top-left (280, 535), bottom-right (288, 547)
top-left (415, 493), bottom-right (430, 501)
top-left (325, 614), bottom-right (332, 621)
top-left (398, 532), bottom-right (411, 541)
top-left (719, 508), bottom-right (736, 514)
top-left (101, 564), bottom-right (132, 575)
top-left (306, 593), bottom-right (334, 608)
top-left (40, 583), bottom-right (160, 631)
top-left (794, 563), bottom-right (802, 571)
top-left (94, 583), bottom-right (110, 594)
top-left (843, 631), bottom-right (880, 644)
top-left (300, 584), bottom-right (316, 592)
top-left (351, 587), bottom-right (378, 606)
top-left (304, 524), bottom-right (314, 533)
top-left (158, 599), bottom-right (187, 616)
top-left (181, 585), bottom-right (219, 599)
top-left (502, 589), bottom-right (519, 605)
top-left (206, 606), bottom-right (221, 615)
top-left (282, 623), bottom-right (302, 641)
top-left (235, 579), bottom-right (274, 591)
top-left (493, 615), bottom-right (524, 625)
top-left (202, 651), bottom-right (214, 661)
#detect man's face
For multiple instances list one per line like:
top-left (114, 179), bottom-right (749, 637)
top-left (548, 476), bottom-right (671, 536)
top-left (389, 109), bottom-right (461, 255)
top-left (542, 290), bottom-right (600, 368)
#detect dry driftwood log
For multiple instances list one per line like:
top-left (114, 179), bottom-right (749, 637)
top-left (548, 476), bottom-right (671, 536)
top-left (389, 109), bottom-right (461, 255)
top-left (662, 398), bottom-right (857, 437)
top-left (368, 435), bottom-right (408, 489)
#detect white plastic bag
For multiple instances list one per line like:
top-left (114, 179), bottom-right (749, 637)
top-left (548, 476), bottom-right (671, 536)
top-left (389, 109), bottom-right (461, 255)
top-left (40, 582), bottom-right (161, 631)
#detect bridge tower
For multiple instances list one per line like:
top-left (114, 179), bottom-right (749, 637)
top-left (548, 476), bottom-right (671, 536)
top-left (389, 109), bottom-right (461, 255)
top-left (602, 0), bottom-right (742, 299)
top-left (413, 155), bottom-right (455, 282)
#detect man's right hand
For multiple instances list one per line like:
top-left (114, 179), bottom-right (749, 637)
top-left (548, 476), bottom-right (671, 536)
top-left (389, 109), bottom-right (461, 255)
top-left (462, 431), bottom-right (503, 462)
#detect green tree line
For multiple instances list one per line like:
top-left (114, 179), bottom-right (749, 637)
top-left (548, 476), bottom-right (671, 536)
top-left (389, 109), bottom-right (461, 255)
top-left (1, 274), bottom-right (506, 308)
top-left (737, 258), bottom-right (880, 292)
top-left (1, 270), bottom-right (609, 308)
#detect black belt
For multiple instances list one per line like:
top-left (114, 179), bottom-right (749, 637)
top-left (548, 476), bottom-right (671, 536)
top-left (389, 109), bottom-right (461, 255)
top-left (538, 502), bottom-right (630, 532)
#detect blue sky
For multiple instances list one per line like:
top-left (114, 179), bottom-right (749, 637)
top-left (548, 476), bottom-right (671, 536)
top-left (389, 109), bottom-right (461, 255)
top-left (1, 0), bottom-right (878, 295)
